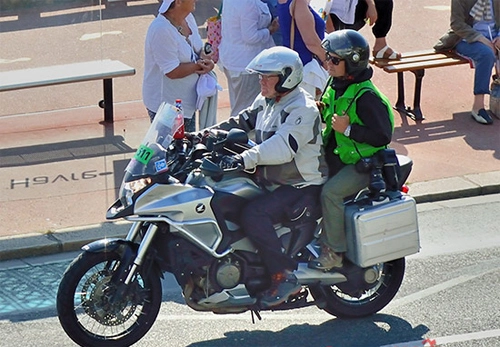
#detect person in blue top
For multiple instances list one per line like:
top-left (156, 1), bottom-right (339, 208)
top-left (262, 0), bottom-right (283, 45)
top-left (277, 0), bottom-right (329, 99)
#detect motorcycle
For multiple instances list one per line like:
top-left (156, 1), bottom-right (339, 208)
top-left (56, 102), bottom-right (420, 346)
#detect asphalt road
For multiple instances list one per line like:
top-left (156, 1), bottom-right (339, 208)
top-left (1, 194), bottom-right (499, 347)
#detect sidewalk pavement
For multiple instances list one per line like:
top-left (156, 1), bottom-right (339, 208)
top-left (0, 158), bottom-right (499, 261)
top-left (1, 1), bottom-right (500, 262)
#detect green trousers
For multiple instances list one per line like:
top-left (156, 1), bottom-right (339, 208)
top-left (320, 164), bottom-right (369, 253)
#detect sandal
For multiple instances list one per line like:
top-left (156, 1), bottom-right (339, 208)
top-left (373, 45), bottom-right (402, 60)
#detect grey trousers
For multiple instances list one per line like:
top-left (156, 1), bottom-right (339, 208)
top-left (223, 67), bottom-right (261, 117)
top-left (321, 164), bottom-right (369, 252)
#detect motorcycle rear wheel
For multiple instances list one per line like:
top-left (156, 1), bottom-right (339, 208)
top-left (310, 258), bottom-right (405, 319)
top-left (56, 250), bottom-right (162, 347)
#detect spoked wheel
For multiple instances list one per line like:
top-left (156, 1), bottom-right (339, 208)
top-left (310, 258), bottom-right (405, 319)
top-left (56, 251), bottom-right (162, 347)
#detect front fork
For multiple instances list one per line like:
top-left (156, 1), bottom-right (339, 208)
top-left (120, 221), bottom-right (159, 285)
top-left (82, 221), bottom-right (161, 303)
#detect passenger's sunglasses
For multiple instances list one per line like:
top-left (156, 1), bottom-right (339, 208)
top-left (325, 53), bottom-right (343, 65)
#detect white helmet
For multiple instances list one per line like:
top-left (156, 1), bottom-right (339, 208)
top-left (246, 46), bottom-right (303, 93)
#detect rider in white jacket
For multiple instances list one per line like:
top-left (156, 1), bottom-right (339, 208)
top-left (223, 82), bottom-right (327, 187)
top-left (214, 46), bottom-right (328, 308)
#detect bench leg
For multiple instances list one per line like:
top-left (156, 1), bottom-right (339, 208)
top-left (100, 78), bottom-right (114, 123)
top-left (410, 69), bottom-right (425, 121)
top-left (393, 70), bottom-right (425, 122)
top-left (395, 72), bottom-right (406, 112)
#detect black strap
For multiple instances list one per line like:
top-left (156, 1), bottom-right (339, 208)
top-left (342, 87), bottom-right (381, 159)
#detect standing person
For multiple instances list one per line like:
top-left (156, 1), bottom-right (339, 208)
top-left (308, 30), bottom-right (394, 270)
top-left (218, 0), bottom-right (279, 117)
top-left (328, 0), bottom-right (401, 60)
top-left (142, 0), bottom-right (215, 132)
top-left (214, 46), bottom-right (327, 307)
top-left (434, 0), bottom-right (498, 125)
top-left (263, 0), bottom-right (283, 45)
top-left (277, 0), bottom-right (329, 99)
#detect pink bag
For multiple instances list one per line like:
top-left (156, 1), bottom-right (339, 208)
top-left (206, 7), bottom-right (222, 63)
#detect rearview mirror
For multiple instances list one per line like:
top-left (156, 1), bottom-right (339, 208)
top-left (200, 158), bottom-right (223, 180)
top-left (226, 128), bottom-right (248, 146)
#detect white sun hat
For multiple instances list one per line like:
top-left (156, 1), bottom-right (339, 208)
top-left (158, 0), bottom-right (175, 14)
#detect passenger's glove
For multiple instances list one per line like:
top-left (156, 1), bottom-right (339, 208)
top-left (220, 154), bottom-right (244, 170)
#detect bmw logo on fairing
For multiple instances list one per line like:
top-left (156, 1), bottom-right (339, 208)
top-left (195, 203), bottom-right (205, 213)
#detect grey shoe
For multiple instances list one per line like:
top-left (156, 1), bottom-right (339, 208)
top-left (259, 270), bottom-right (301, 308)
top-left (308, 244), bottom-right (343, 271)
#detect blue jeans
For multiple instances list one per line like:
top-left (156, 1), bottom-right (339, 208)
top-left (455, 40), bottom-right (496, 95)
top-left (241, 184), bottom-right (321, 274)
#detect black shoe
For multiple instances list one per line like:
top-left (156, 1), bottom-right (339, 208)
top-left (259, 270), bottom-right (301, 308)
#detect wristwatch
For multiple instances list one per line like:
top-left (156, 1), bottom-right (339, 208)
top-left (343, 125), bottom-right (351, 137)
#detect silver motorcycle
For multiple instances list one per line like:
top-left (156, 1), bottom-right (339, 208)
top-left (56, 102), bottom-right (420, 346)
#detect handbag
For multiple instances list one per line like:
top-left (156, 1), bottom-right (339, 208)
top-left (433, 29), bottom-right (461, 52)
top-left (206, 3), bottom-right (222, 63)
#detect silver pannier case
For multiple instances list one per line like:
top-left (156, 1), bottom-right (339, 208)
top-left (344, 194), bottom-right (420, 268)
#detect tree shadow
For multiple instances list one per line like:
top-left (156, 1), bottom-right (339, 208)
top-left (0, 0), bottom-right (157, 32)
top-left (187, 313), bottom-right (430, 347)
top-left (0, 0), bottom-right (219, 36)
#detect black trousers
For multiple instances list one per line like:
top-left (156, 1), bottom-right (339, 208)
top-left (241, 184), bottom-right (321, 275)
top-left (330, 0), bottom-right (394, 39)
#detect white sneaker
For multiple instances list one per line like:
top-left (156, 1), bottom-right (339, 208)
top-left (471, 109), bottom-right (493, 124)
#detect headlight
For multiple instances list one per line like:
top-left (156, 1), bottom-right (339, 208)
top-left (119, 177), bottom-right (152, 208)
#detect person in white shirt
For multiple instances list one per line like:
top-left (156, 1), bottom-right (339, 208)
top-left (142, 0), bottom-right (214, 131)
top-left (218, 0), bottom-right (279, 117)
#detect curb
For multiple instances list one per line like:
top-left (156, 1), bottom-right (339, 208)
top-left (0, 222), bottom-right (130, 262)
top-left (409, 171), bottom-right (500, 203)
top-left (1, 171), bottom-right (499, 262)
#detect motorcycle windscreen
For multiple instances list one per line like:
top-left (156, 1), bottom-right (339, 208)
top-left (124, 102), bottom-right (181, 180)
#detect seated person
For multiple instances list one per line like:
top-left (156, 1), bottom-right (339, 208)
top-left (208, 46), bottom-right (327, 307)
top-left (309, 30), bottom-right (394, 270)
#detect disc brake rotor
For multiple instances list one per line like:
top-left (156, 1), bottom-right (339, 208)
top-left (81, 270), bottom-right (138, 326)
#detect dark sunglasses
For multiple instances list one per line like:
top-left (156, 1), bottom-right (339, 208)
top-left (325, 53), bottom-right (343, 65)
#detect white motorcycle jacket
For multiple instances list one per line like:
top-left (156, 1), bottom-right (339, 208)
top-left (219, 87), bottom-right (328, 187)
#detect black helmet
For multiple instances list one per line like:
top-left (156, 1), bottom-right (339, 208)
top-left (322, 29), bottom-right (369, 76)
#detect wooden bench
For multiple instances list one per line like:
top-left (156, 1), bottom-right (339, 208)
top-left (370, 49), bottom-right (472, 121)
top-left (0, 59), bottom-right (135, 123)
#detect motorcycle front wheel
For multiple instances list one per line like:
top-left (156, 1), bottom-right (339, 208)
top-left (56, 250), bottom-right (162, 347)
top-left (310, 258), bottom-right (405, 319)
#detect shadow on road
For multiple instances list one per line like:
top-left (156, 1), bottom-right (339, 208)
top-left (187, 313), bottom-right (430, 347)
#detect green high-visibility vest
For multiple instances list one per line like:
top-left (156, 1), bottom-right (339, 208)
top-left (321, 80), bottom-right (394, 165)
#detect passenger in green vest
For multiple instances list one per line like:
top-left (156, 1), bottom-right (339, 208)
top-left (308, 29), bottom-right (394, 271)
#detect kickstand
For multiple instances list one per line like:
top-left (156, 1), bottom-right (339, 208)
top-left (250, 310), bottom-right (262, 324)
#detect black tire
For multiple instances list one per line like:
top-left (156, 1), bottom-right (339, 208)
top-left (310, 258), bottom-right (405, 319)
top-left (56, 251), bottom-right (162, 347)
